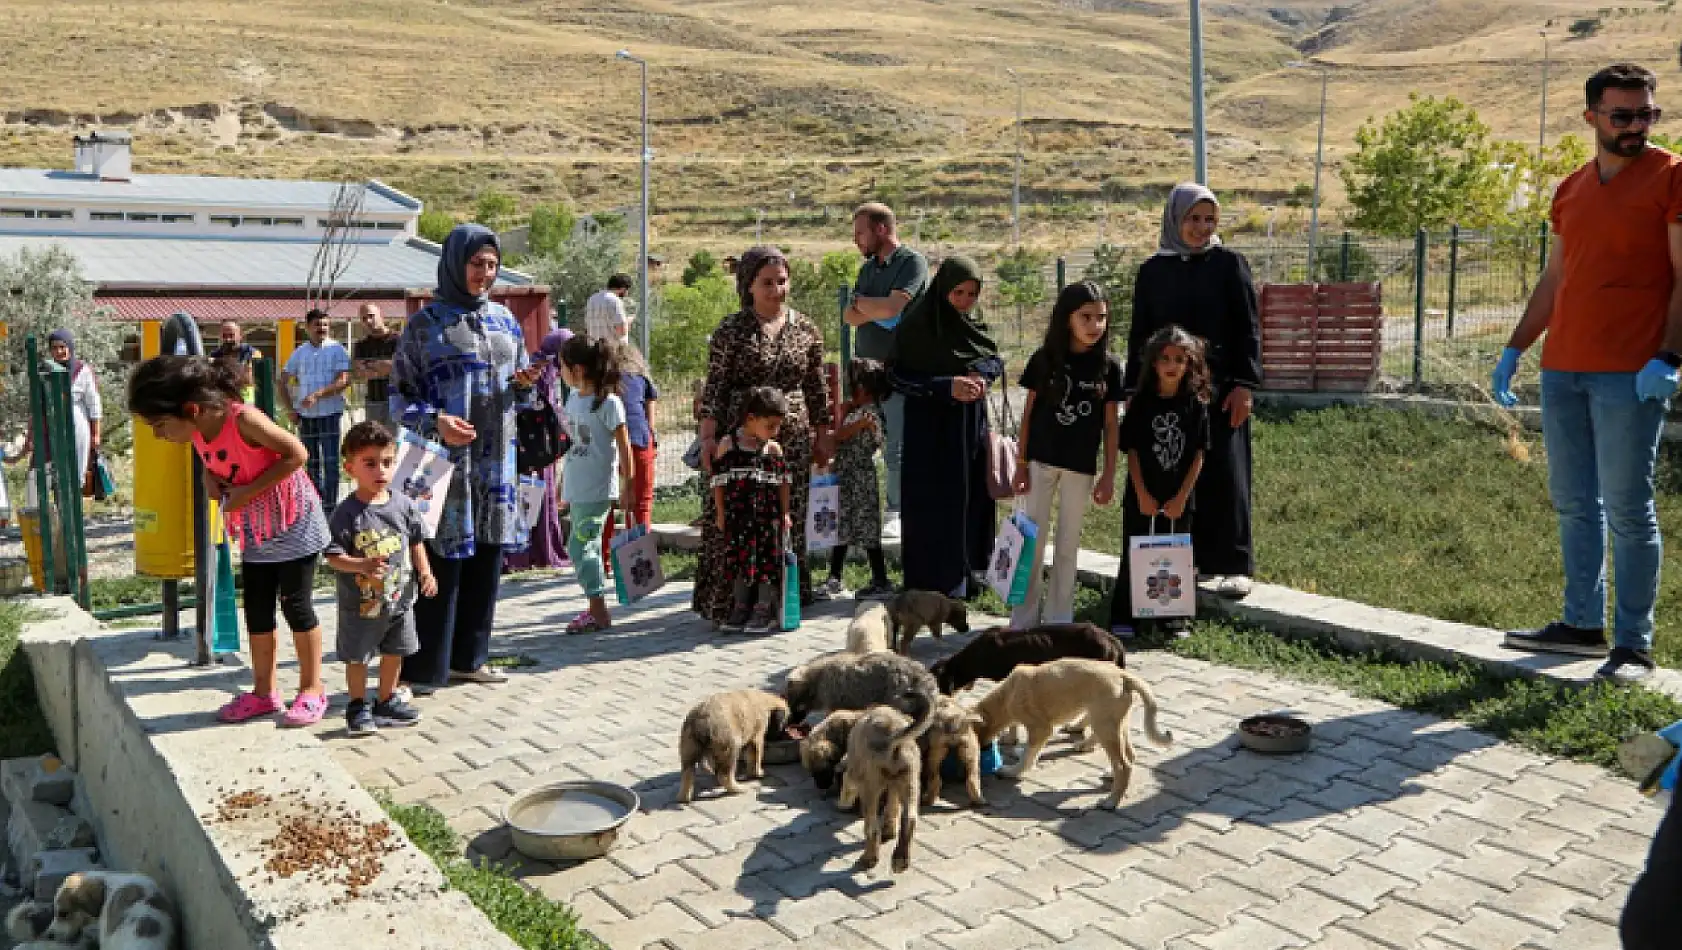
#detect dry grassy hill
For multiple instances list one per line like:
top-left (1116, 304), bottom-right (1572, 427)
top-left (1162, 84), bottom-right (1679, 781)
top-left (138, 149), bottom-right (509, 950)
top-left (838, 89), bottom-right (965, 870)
top-left (0, 0), bottom-right (1676, 249)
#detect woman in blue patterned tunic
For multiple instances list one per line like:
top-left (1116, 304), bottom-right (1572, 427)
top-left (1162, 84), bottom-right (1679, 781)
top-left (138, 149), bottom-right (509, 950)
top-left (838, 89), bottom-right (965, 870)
top-left (392, 224), bottom-right (539, 692)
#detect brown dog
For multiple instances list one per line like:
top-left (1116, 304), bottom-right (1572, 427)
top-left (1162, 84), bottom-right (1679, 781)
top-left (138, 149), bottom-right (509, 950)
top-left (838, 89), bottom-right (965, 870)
top-left (888, 590), bottom-right (969, 654)
top-left (799, 708), bottom-right (865, 795)
top-left (918, 696), bottom-right (986, 807)
top-left (929, 623), bottom-right (1125, 696)
top-left (678, 689), bottom-right (790, 803)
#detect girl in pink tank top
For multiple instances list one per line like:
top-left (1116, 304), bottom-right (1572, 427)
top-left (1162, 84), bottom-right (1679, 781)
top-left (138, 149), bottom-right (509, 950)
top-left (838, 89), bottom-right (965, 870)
top-left (128, 355), bottom-right (332, 727)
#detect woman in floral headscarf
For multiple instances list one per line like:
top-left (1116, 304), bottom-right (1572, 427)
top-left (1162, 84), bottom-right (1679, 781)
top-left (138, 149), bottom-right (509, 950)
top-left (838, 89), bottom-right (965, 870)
top-left (692, 246), bottom-right (833, 629)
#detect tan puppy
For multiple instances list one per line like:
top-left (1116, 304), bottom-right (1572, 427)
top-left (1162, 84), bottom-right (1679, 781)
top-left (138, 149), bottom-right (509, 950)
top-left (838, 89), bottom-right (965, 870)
top-left (837, 706), bottom-right (922, 873)
top-left (678, 689), bottom-right (790, 803)
top-left (799, 708), bottom-right (866, 795)
top-left (974, 658), bottom-right (1173, 809)
top-left (887, 590), bottom-right (968, 654)
top-left (918, 696), bottom-right (986, 807)
top-left (845, 602), bottom-right (893, 654)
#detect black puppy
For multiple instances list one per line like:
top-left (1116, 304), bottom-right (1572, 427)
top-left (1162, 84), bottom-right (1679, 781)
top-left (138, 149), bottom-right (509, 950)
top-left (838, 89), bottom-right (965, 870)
top-left (929, 623), bottom-right (1126, 695)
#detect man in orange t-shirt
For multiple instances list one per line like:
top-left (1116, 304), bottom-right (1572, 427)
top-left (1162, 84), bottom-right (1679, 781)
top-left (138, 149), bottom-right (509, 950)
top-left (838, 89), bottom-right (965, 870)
top-left (1492, 63), bottom-right (1682, 683)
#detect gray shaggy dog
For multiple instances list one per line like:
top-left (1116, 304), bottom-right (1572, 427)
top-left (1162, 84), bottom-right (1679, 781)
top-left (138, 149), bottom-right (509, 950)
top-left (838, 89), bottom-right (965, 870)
top-left (784, 651), bottom-right (939, 749)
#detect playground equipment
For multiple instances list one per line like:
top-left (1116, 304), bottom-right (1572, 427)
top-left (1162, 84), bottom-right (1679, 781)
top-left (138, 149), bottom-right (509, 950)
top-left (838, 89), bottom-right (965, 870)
top-left (21, 335), bottom-right (88, 607)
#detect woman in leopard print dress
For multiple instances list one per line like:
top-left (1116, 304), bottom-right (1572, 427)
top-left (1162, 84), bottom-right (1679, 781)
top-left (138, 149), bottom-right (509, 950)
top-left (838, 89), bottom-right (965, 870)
top-left (693, 246), bottom-right (834, 627)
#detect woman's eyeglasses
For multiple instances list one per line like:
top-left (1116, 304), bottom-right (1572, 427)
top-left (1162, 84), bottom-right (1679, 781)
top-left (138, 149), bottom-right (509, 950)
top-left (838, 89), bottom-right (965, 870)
top-left (1599, 107), bottom-right (1663, 129)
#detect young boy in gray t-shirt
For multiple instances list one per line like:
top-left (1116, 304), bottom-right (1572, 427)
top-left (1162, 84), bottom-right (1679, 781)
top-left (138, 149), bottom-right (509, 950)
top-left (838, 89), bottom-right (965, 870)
top-left (325, 421), bottom-right (437, 735)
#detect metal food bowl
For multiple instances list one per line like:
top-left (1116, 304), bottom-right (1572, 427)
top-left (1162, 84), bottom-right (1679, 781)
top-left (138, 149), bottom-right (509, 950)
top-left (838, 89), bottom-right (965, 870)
top-left (1238, 714), bottom-right (1314, 755)
top-left (504, 780), bottom-right (640, 861)
top-left (763, 722), bottom-right (810, 766)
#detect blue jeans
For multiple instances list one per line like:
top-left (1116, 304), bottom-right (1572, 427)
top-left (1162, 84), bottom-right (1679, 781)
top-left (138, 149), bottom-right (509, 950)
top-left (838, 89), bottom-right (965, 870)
top-left (1541, 370), bottom-right (1666, 651)
top-left (298, 414), bottom-right (341, 511)
top-left (882, 391), bottom-right (905, 513)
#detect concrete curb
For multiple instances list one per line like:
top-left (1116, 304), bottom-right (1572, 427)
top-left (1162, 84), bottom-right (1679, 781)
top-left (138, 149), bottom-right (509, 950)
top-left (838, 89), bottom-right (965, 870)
top-left (651, 524), bottom-right (1682, 703)
top-left (19, 598), bottom-right (522, 950)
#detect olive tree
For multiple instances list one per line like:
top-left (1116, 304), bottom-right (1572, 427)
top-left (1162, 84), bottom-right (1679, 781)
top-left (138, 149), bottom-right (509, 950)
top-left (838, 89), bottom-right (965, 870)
top-left (0, 246), bottom-right (125, 446)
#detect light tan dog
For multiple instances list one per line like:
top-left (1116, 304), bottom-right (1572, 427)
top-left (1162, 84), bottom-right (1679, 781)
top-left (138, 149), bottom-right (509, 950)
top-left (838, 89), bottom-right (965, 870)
top-left (837, 706), bottom-right (922, 873)
top-left (678, 689), bottom-right (790, 803)
top-left (846, 602), bottom-right (893, 654)
top-left (11, 871), bottom-right (178, 950)
top-left (918, 696), bottom-right (986, 807)
top-left (974, 658), bottom-right (1173, 809)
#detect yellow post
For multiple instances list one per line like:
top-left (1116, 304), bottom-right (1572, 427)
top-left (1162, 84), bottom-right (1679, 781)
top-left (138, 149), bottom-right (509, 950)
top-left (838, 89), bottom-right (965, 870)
top-left (132, 319), bottom-right (196, 579)
top-left (276, 319), bottom-right (296, 381)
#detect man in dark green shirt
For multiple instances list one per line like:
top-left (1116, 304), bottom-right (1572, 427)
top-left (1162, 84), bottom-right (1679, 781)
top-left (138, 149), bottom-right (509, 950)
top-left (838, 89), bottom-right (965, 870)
top-left (846, 202), bottom-right (929, 538)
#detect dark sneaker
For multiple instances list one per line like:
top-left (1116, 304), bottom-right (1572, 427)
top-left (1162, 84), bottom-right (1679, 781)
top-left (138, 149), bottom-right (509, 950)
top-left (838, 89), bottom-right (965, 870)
top-left (346, 699), bottom-right (376, 737)
top-left (1595, 647), bottom-right (1656, 684)
top-left (1501, 622), bottom-right (1608, 657)
top-left (723, 602), bottom-right (751, 634)
top-left (373, 695), bottom-right (423, 727)
top-left (855, 582), bottom-right (895, 601)
top-left (746, 602), bottom-right (777, 635)
top-left (820, 577), bottom-right (846, 599)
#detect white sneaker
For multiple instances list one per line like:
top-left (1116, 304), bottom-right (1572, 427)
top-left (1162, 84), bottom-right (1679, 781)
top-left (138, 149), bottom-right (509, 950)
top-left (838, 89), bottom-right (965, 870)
top-left (1215, 576), bottom-right (1253, 599)
top-left (882, 514), bottom-right (902, 540)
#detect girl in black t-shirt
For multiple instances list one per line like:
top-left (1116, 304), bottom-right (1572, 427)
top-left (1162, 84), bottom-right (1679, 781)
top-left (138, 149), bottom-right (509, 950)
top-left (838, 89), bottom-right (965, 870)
top-left (1109, 325), bottom-right (1212, 636)
top-left (1010, 281), bottom-right (1122, 628)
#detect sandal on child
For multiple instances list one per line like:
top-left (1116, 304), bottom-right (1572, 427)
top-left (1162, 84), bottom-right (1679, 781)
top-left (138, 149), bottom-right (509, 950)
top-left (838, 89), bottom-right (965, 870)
top-left (218, 691), bottom-right (284, 724)
top-left (566, 611), bottom-right (608, 635)
top-left (281, 692), bottom-right (329, 728)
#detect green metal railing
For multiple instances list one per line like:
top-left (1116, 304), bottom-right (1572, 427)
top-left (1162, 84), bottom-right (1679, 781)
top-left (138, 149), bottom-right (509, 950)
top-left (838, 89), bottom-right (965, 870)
top-left (25, 334), bottom-right (89, 609)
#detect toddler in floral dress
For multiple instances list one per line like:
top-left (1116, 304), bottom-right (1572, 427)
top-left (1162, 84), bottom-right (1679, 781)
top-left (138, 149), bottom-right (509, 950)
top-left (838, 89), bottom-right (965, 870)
top-left (711, 387), bottom-right (792, 634)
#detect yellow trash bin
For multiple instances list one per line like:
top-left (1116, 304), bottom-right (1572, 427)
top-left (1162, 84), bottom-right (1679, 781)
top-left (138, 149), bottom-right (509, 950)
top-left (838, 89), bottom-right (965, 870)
top-left (132, 416), bottom-right (196, 580)
top-left (19, 477), bottom-right (68, 592)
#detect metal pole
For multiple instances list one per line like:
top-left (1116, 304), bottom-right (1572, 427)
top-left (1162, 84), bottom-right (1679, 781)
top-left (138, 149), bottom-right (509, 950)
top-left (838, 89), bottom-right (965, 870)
top-left (1008, 68), bottom-right (1022, 246)
top-left (837, 286), bottom-right (852, 400)
top-left (638, 57), bottom-right (651, 357)
top-left (1189, 0), bottom-right (1208, 184)
top-left (48, 370), bottom-right (86, 609)
top-left (1539, 31), bottom-right (1550, 157)
top-left (25, 338), bottom-right (55, 596)
top-left (1340, 231), bottom-right (1352, 282)
top-left (1446, 224), bottom-right (1460, 339)
top-left (1412, 228), bottom-right (1428, 388)
top-left (1056, 257), bottom-right (1067, 291)
top-left (1309, 67), bottom-right (1327, 281)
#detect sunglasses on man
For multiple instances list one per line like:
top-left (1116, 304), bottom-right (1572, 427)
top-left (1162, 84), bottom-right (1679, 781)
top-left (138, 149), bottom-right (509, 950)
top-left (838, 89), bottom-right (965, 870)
top-left (1598, 107), bottom-right (1663, 129)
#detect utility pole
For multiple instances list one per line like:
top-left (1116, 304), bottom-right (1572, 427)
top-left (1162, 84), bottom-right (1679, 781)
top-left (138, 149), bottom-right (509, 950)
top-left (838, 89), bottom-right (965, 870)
top-left (1189, 0), bottom-right (1208, 184)
top-left (1538, 29), bottom-right (1551, 157)
top-left (1006, 68), bottom-right (1023, 246)
top-left (616, 49), bottom-right (651, 355)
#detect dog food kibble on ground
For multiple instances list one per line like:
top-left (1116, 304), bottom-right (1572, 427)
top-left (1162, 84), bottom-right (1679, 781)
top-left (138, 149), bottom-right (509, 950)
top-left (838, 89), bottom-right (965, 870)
top-left (211, 789), bottom-right (401, 899)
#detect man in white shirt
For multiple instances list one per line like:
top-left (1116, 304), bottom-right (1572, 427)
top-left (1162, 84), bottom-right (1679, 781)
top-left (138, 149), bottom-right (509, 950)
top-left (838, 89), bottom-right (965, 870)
top-left (585, 274), bottom-right (633, 342)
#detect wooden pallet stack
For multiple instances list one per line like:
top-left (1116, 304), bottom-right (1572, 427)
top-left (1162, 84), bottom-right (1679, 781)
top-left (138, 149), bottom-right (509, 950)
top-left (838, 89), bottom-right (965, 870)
top-left (1259, 282), bottom-right (1384, 391)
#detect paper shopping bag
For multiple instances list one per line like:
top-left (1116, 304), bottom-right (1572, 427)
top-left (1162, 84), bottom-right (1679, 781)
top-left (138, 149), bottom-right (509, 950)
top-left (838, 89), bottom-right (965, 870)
top-left (1129, 519), bottom-right (1195, 619)
top-left (610, 524), bottom-right (666, 605)
top-left (806, 473), bottom-right (840, 552)
top-left (517, 475), bottom-right (548, 532)
top-left (987, 510), bottom-right (1039, 606)
top-left (781, 529), bottom-right (802, 631)
top-left (394, 428), bottom-right (456, 539)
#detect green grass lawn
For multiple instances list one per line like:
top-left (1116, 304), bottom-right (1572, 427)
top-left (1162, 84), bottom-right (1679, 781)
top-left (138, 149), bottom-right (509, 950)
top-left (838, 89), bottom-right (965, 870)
top-left (1077, 405), bottom-right (1682, 668)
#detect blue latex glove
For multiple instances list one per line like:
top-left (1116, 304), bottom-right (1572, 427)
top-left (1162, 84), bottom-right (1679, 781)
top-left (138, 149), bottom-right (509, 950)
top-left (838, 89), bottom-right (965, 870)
top-left (1636, 358), bottom-right (1681, 402)
top-left (1491, 347), bottom-right (1522, 408)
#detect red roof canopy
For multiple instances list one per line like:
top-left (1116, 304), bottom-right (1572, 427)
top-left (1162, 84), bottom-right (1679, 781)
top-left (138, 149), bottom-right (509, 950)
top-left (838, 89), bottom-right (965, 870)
top-left (96, 295), bottom-right (410, 323)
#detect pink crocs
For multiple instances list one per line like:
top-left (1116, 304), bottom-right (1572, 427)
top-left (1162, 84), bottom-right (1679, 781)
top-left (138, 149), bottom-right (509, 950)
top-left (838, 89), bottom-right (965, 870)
top-left (281, 692), bottom-right (329, 728)
top-left (218, 691), bottom-right (284, 724)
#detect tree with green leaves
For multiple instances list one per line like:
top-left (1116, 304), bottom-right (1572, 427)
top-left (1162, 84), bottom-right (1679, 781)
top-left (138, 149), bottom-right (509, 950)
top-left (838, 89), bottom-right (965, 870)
top-left (1340, 95), bottom-right (1515, 235)
top-left (1082, 243), bottom-right (1137, 341)
top-left (649, 274), bottom-right (736, 378)
top-left (789, 251), bottom-right (860, 353)
top-left (0, 247), bottom-right (125, 445)
top-left (683, 250), bottom-right (722, 287)
top-left (996, 248), bottom-right (1051, 335)
top-left (1502, 134), bottom-right (1591, 231)
top-left (521, 229), bottom-right (626, 332)
top-left (473, 191), bottom-right (517, 228)
top-left (417, 209), bottom-right (456, 244)
top-left (526, 204), bottom-right (575, 258)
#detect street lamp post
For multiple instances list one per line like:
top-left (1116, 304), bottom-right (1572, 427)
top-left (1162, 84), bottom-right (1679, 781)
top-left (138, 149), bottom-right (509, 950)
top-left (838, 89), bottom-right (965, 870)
top-left (616, 49), bottom-right (651, 356)
top-left (1289, 60), bottom-right (1329, 280)
top-left (1005, 68), bottom-right (1023, 246)
top-left (1189, 0), bottom-right (1208, 184)
top-left (1538, 30), bottom-right (1551, 156)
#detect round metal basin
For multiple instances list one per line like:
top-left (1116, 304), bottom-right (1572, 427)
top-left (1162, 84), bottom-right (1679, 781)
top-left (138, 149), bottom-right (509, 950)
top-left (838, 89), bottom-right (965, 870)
top-left (503, 780), bottom-right (640, 862)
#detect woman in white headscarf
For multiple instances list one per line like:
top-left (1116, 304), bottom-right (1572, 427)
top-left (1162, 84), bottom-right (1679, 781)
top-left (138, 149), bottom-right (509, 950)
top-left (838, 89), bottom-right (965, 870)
top-left (1112, 183), bottom-right (1261, 624)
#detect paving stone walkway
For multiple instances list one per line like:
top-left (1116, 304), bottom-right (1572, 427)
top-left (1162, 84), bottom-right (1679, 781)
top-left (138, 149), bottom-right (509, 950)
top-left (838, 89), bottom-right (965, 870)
top-left (311, 575), bottom-right (1662, 950)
